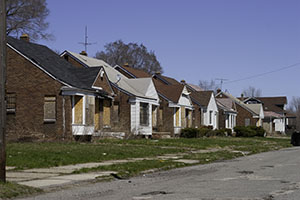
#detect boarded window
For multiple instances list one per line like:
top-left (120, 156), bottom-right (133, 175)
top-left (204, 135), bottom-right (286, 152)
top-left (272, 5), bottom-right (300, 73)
top-left (44, 96), bottom-right (56, 122)
top-left (74, 96), bottom-right (83, 124)
top-left (175, 107), bottom-right (180, 127)
top-left (245, 118), bottom-right (250, 126)
top-left (94, 98), bottom-right (100, 130)
top-left (103, 99), bottom-right (111, 126)
top-left (113, 101), bottom-right (119, 122)
top-left (86, 96), bottom-right (95, 126)
top-left (159, 106), bottom-right (163, 126)
top-left (181, 106), bottom-right (186, 128)
top-left (140, 103), bottom-right (149, 126)
top-left (6, 92), bottom-right (16, 114)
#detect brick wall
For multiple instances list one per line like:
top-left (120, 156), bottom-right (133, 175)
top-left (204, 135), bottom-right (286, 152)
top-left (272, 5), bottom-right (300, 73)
top-left (235, 103), bottom-right (258, 126)
top-left (6, 47), bottom-right (73, 141)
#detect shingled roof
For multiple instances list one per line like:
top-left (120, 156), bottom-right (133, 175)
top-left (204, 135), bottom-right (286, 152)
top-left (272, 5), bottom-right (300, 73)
top-left (239, 96), bottom-right (287, 113)
top-left (190, 91), bottom-right (213, 107)
top-left (118, 66), bottom-right (151, 78)
top-left (153, 79), bottom-right (184, 103)
top-left (7, 37), bottom-right (105, 93)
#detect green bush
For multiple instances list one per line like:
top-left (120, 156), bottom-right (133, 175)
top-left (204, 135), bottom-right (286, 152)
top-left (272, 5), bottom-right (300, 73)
top-left (248, 126), bottom-right (266, 137)
top-left (214, 129), bottom-right (227, 137)
top-left (199, 127), bottom-right (211, 137)
top-left (224, 128), bottom-right (233, 136)
top-left (234, 126), bottom-right (266, 137)
top-left (234, 126), bottom-right (256, 137)
top-left (180, 128), bottom-right (200, 138)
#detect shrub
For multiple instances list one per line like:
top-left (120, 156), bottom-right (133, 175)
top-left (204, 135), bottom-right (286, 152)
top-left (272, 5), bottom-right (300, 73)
top-left (234, 126), bottom-right (256, 137)
top-left (214, 129), bottom-right (227, 137)
top-left (199, 127), bottom-right (211, 137)
top-left (180, 128), bottom-right (200, 138)
top-left (248, 126), bottom-right (266, 137)
top-left (224, 128), bottom-right (233, 136)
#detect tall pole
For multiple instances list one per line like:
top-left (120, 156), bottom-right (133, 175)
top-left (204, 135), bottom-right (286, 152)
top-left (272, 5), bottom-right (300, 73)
top-left (0, 0), bottom-right (6, 182)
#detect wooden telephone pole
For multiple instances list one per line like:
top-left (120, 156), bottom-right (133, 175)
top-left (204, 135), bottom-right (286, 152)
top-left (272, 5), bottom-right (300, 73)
top-left (0, 0), bottom-right (6, 182)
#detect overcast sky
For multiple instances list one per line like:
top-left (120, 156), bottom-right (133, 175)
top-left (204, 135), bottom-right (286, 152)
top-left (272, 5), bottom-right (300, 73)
top-left (40, 0), bottom-right (300, 104)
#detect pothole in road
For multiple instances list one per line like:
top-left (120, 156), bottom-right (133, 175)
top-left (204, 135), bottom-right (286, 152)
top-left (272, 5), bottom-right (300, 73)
top-left (237, 170), bottom-right (254, 174)
top-left (141, 191), bottom-right (171, 196)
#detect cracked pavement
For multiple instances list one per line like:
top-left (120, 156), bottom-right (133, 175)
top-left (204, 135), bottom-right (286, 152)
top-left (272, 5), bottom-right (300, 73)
top-left (18, 147), bottom-right (300, 200)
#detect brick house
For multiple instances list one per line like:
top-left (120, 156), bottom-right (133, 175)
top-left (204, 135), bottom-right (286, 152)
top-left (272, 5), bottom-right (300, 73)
top-left (6, 36), bottom-right (111, 141)
top-left (239, 96), bottom-right (289, 134)
top-left (114, 66), bottom-right (194, 136)
top-left (216, 98), bottom-right (237, 131)
top-left (60, 51), bottom-right (159, 137)
top-left (216, 91), bottom-right (264, 127)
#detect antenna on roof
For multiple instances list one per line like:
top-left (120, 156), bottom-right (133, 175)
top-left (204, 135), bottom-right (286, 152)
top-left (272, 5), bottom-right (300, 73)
top-left (78, 26), bottom-right (96, 54)
top-left (216, 78), bottom-right (228, 90)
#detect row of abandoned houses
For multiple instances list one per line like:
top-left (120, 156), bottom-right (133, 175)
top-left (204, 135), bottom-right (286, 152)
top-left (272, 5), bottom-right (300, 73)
top-left (4, 35), bottom-right (296, 141)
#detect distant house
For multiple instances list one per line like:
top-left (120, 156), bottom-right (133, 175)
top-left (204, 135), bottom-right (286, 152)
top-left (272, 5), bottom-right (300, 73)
top-left (6, 35), bottom-right (111, 141)
top-left (114, 65), bottom-right (194, 136)
top-left (189, 91), bottom-right (219, 129)
top-left (61, 51), bottom-right (159, 137)
top-left (240, 96), bottom-right (288, 134)
top-left (216, 98), bottom-right (237, 130)
top-left (216, 91), bottom-right (264, 127)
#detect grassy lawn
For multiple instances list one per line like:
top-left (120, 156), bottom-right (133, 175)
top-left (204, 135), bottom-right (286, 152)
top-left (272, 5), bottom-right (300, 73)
top-left (6, 137), bottom-right (291, 170)
top-left (0, 182), bottom-right (42, 199)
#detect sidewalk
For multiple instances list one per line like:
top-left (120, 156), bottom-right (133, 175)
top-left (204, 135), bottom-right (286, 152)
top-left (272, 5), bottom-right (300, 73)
top-left (6, 152), bottom-right (201, 189)
top-left (6, 147), bottom-right (245, 189)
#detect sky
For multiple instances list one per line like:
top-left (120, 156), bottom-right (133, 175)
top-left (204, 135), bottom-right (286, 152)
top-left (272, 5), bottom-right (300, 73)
top-left (40, 0), bottom-right (300, 104)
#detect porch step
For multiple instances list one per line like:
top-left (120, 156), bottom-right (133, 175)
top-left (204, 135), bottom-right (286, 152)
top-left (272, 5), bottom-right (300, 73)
top-left (152, 132), bottom-right (171, 139)
top-left (93, 131), bottom-right (125, 139)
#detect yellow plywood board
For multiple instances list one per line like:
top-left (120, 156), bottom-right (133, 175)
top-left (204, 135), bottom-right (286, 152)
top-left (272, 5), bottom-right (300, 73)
top-left (175, 108), bottom-right (180, 127)
top-left (103, 100), bottom-right (111, 126)
top-left (94, 98), bottom-right (100, 130)
top-left (181, 106), bottom-right (185, 128)
top-left (74, 96), bottom-right (83, 124)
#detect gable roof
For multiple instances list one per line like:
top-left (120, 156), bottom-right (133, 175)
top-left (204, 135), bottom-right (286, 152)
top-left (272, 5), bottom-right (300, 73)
top-left (216, 98), bottom-right (237, 112)
top-left (216, 91), bottom-right (260, 117)
top-left (153, 74), bottom-right (181, 85)
top-left (62, 51), bottom-right (158, 100)
top-left (240, 96), bottom-right (287, 113)
top-left (7, 37), bottom-right (108, 94)
top-left (190, 91), bottom-right (213, 107)
top-left (115, 65), bottom-right (151, 78)
top-left (153, 80), bottom-right (184, 103)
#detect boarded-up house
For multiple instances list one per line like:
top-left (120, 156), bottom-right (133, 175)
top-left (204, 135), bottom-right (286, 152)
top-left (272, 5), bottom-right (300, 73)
top-left (6, 36), bottom-right (112, 141)
top-left (114, 65), bottom-right (194, 136)
top-left (61, 51), bottom-right (159, 137)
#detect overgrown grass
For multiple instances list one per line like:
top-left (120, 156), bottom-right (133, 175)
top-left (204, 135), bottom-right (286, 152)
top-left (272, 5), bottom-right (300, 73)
top-left (0, 182), bottom-right (42, 199)
top-left (6, 142), bottom-right (185, 170)
top-left (74, 159), bottom-right (187, 178)
top-left (7, 137), bottom-right (291, 170)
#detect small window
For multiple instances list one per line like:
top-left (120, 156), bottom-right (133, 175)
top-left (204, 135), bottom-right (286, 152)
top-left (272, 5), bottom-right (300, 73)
top-left (6, 92), bottom-right (16, 114)
top-left (44, 96), bottom-right (56, 122)
top-left (140, 103), bottom-right (149, 126)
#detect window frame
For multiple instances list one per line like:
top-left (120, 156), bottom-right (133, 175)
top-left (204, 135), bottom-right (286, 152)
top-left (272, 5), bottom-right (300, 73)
top-left (44, 96), bottom-right (56, 123)
top-left (140, 102), bottom-right (149, 126)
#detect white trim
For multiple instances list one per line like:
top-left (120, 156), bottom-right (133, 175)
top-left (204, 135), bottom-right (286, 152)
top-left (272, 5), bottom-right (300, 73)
top-left (7, 43), bottom-right (73, 88)
top-left (83, 96), bottom-right (86, 125)
top-left (72, 96), bottom-right (75, 124)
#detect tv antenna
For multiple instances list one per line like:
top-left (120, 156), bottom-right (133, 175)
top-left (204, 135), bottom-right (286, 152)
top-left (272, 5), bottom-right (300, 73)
top-left (78, 26), bottom-right (96, 53)
top-left (215, 78), bottom-right (228, 90)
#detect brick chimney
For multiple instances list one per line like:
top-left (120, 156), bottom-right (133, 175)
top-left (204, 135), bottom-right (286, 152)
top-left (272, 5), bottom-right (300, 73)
top-left (241, 93), bottom-right (244, 101)
top-left (80, 51), bottom-right (87, 56)
top-left (181, 80), bottom-right (186, 84)
top-left (20, 34), bottom-right (29, 42)
top-left (155, 71), bottom-right (161, 76)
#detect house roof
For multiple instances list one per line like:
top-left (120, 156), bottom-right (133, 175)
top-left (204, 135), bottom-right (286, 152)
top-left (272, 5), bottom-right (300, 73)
top-left (190, 91), bottom-right (213, 107)
top-left (240, 96), bottom-right (287, 113)
top-left (63, 51), bottom-right (158, 100)
top-left (153, 80), bottom-right (184, 103)
top-left (7, 37), bottom-right (106, 93)
top-left (117, 65), bottom-right (151, 78)
top-left (216, 91), bottom-right (260, 116)
top-left (153, 74), bottom-right (181, 85)
top-left (186, 83), bottom-right (203, 92)
top-left (216, 98), bottom-right (236, 112)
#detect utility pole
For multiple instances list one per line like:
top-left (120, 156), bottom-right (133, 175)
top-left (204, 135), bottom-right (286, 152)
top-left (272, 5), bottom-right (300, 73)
top-left (0, 0), bottom-right (6, 182)
top-left (215, 78), bottom-right (228, 91)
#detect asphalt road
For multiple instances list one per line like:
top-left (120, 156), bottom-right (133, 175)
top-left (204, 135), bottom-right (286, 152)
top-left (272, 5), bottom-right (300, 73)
top-left (19, 147), bottom-right (300, 200)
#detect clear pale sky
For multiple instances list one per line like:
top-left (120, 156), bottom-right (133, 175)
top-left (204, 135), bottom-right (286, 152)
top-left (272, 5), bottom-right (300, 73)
top-left (40, 0), bottom-right (300, 104)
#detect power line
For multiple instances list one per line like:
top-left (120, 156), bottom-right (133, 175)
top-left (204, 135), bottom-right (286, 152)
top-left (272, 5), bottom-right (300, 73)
top-left (223, 62), bottom-right (300, 85)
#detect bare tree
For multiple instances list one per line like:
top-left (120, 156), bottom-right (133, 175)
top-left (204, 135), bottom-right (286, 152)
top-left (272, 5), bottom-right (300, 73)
top-left (6, 0), bottom-right (52, 41)
top-left (242, 86), bottom-right (262, 97)
top-left (287, 97), bottom-right (300, 130)
top-left (95, 40), bottom-right (162, 74)
top-left (198, 79), bottom-right (218, 92)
